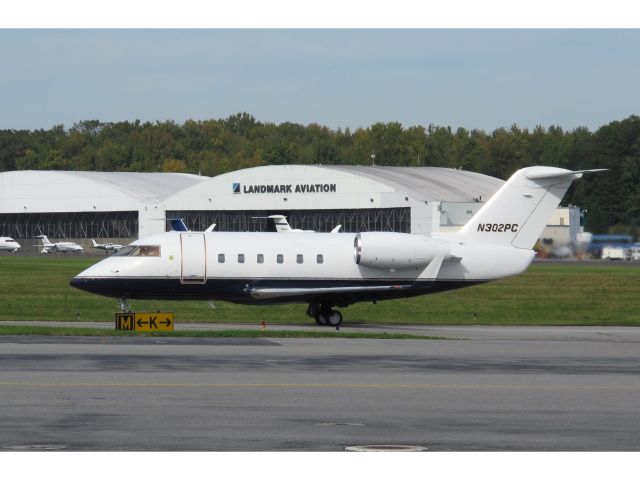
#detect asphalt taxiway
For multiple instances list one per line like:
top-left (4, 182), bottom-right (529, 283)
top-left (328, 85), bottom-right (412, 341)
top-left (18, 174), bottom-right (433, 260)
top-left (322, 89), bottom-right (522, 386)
top-left (0, 325), bottom-right (639, 451)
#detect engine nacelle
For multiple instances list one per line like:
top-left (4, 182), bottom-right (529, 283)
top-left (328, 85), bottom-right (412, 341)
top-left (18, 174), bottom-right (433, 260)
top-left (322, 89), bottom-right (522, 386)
top-left (353, 232), bottom-right (450, 270)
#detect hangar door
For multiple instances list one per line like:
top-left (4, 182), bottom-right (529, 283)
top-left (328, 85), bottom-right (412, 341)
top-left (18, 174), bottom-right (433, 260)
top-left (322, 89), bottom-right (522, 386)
top-left (180, 233), bottom-right (207, 284)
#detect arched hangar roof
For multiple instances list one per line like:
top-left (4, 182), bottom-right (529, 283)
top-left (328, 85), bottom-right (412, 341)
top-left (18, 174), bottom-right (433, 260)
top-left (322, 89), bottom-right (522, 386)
top-left (0, 170), bottom-right (208, 213)
top-left (164, 164), bottom-right (504, 209)
top-left (319, 165), bottom-right (503, 202)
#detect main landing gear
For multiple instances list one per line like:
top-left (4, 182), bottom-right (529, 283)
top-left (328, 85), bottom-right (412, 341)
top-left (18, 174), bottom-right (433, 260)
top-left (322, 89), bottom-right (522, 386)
top-left (306, 302), bottom-right (343, 327)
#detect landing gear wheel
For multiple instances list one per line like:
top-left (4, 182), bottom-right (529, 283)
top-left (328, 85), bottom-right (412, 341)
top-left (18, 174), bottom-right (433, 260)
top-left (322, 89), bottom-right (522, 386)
top-left (327, 310), bottom-right (343, 326)
top-left (118, 297), bottom-right (132, 313)
top-left (315, 313), bottom-right (328, 326)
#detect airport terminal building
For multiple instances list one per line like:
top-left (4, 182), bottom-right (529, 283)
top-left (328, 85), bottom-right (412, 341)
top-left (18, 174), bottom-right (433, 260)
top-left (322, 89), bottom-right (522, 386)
top-left (0, 166), bottom-right (505, 248)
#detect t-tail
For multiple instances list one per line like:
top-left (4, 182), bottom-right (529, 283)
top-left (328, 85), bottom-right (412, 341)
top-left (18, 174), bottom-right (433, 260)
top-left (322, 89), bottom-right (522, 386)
top-left (37, 235), bottom-right (52, 246)
top-left (168, 218), bottom-right (189, 232)
top-left (457, 166), bottom-right (605, 249)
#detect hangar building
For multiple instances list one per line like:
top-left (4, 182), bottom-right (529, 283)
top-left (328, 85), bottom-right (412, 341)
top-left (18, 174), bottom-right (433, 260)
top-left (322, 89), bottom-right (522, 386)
top-left (162, 165), bottom-right (504, 235)
top-left (0, 170), bottom-right (207, 247)
top-left (0, 165), bottom-right (506, 246)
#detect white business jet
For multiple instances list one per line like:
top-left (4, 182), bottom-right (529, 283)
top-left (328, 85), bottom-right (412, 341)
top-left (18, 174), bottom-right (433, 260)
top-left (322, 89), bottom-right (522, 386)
top-left (37, 235), bottom-right (83, 254)
top-left (266, 215), bottom-right (342, 233)
top-left (71, 167), bottom-right (601, 326)
top-left (0, 237), bottom-right (21, 253)
top-left (91, 239), bottom-right (125, 254)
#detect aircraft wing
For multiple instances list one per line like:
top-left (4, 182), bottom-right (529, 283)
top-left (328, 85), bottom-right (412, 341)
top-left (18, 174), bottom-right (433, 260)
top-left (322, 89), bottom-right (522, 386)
top-left (249, 284), bottom-right (411, 300)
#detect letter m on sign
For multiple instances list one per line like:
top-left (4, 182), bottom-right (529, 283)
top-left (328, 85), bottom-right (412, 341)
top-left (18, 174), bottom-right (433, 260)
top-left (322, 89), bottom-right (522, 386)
top-left (115, 313), bottom-right (135, 331)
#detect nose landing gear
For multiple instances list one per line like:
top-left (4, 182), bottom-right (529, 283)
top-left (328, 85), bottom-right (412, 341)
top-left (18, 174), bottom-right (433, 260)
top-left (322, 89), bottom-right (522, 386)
top-left (118, 297), bottom-right (132, 313)
top-left (307, 302), bottom-right (343, 327)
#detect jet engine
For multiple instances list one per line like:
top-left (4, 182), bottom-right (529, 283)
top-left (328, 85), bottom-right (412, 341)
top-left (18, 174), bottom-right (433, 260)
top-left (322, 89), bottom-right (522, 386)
top-left (353, 232), bottom-right (450, 270)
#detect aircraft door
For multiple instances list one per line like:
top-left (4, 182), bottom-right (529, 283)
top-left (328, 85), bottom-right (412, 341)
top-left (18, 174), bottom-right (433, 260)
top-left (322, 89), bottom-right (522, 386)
top-left (180, 233), bottom-right (207, 283)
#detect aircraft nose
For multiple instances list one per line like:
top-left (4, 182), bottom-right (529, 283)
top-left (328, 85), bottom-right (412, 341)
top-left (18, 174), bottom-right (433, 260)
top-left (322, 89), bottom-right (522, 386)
top-left (70, 276), bottom-right (90, 292)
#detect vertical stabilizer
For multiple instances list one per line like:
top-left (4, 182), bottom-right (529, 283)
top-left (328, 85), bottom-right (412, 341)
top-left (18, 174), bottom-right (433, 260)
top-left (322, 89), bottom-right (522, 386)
top-left (38, 235), bottom-right (52, 246)
top-left (457, 167), bottom-right (600, 250)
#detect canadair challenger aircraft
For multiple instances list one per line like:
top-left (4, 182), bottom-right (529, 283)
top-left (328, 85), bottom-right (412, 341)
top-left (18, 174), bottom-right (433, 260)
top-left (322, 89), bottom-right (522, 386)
top-left (71, 167), bottom-right (600, 326)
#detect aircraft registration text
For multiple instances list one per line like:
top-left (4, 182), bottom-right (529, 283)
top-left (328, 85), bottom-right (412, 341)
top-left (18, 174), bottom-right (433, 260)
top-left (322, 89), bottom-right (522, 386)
top-left (476, 223), bottom-right (519, 232)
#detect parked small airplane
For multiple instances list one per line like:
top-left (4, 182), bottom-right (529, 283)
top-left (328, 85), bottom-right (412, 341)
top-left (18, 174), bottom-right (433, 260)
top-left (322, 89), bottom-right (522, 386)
top-left (0, 237), bottom-right (21, 253)
top-left (91, 239), bottom-right (125, 254)
top-left (71, 167), bottom-right (602, 326)
top-left (37, 235), bottom-right (83, 254)
top-left (266, 214), bottom-right (342, 233)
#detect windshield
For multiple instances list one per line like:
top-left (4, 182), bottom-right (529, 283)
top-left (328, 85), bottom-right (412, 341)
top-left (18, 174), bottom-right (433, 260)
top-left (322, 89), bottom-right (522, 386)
top-left (114, 245), bottom-right (136, 256)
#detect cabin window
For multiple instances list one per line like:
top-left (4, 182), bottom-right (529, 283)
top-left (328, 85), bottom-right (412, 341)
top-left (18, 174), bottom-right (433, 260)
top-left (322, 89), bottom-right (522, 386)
top-left (296, 254), bottom-right (303, 264)
top-left (317, 254), bottom-right (324, 264)
top-left (277, 254), bottom-right (284, 264)
top-left (126, 245), bottom-right (161, 257)
top-left (238, 253), bottom-right (245, 264)
top-left (218, 253), bottom-right (225, 263)
top-left (257, 253), bottom-right (264, 264)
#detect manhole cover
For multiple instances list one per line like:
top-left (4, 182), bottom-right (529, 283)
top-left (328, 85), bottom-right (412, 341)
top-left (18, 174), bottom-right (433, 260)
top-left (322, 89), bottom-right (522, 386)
top-left (4, 444), bottom-right (67, 451)
top-left (345, 445), bottom-right (427, 452)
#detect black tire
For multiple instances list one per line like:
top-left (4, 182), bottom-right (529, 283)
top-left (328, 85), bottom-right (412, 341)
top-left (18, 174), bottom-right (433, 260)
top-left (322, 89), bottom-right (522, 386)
top-left (327, 310), bottom-right (343, 326)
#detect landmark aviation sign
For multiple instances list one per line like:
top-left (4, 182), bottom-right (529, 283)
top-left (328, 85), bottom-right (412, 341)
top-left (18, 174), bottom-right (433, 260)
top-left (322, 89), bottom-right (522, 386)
top-left (233, 182), bottom-right (337, 194)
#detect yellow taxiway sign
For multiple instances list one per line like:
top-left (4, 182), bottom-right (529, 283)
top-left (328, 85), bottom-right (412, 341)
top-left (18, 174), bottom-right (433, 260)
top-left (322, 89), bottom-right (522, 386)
top-left (115, 312), bottom-right (174, 332)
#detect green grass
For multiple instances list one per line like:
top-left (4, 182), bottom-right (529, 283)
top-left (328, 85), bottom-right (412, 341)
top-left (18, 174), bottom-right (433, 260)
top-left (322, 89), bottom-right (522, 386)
top-left (0, 325), bottom-right (443, 340)
top-left (1, 256), bottom-right (639, 325)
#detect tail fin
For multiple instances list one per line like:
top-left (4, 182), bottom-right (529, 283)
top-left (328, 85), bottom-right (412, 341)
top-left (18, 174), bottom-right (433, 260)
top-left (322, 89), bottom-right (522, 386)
top-left (168, 218), bottom-right (189, 232)
top-left (268, 215), bottom-right (292, 233)
top-left (458, 167), bottom-right (604, 249)
top-left (91, 239), bottom-right (98, 247)
top-left (37, 235), bottom-right (52, 246)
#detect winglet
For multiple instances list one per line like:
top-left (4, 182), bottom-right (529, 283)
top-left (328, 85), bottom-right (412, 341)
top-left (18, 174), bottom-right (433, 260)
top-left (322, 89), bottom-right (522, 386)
top-left (419, 254), bottom-right (446, 280)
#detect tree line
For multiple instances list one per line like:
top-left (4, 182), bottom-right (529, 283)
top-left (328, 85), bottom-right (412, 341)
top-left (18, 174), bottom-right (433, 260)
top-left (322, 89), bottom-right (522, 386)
top-left (1, 113), bottom-right (639, 235)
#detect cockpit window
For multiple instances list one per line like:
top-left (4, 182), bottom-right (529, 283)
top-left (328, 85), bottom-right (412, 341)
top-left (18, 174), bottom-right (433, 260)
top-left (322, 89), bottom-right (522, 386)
top-left (114, 245), bottom-right (161, 257)
top-left (131, 245), bottom-right (161, 257)
top-left (114, 246), bottom-right (136, 256)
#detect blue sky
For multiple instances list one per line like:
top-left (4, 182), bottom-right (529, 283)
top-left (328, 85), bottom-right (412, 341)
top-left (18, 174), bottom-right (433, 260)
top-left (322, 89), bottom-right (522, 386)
top-left (0, 29), bottom-right (638, 132)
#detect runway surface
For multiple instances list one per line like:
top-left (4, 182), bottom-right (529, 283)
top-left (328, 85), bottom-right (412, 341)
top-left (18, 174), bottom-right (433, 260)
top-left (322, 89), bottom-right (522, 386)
top-left (0, 326), bottom-right (639, 451)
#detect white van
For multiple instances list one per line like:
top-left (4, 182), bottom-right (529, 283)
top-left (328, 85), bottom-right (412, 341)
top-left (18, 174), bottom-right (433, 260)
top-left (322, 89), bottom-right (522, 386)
top-left (602, 246), bottom-right (630, 261)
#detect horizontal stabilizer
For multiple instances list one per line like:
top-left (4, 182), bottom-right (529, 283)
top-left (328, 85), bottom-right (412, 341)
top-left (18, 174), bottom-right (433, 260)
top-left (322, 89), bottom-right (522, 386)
top-left (525, 168), bottom-right (608, 180)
